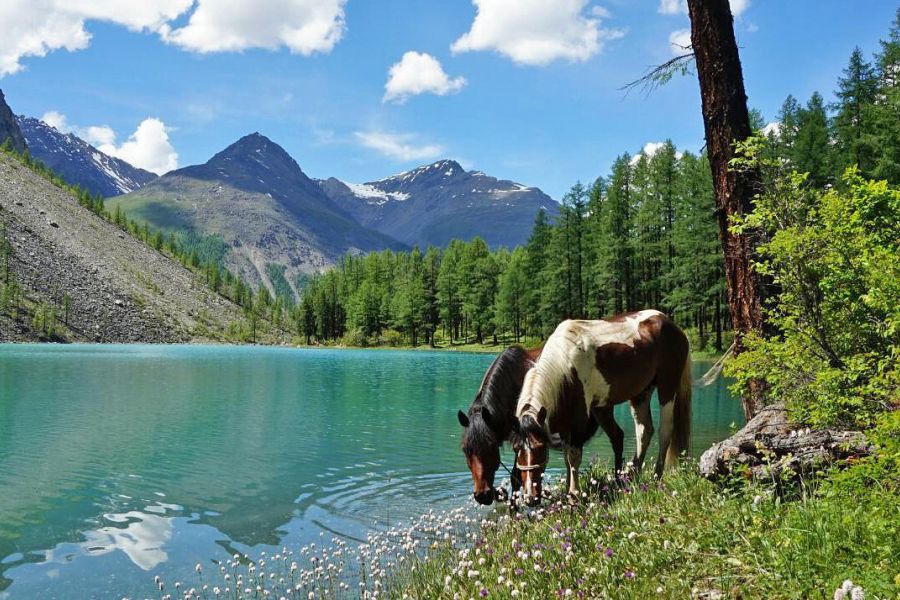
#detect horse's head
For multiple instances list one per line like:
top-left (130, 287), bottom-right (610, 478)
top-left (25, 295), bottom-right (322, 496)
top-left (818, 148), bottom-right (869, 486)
top-left (512, 405), bottom-right (549, 506)
top-left (458, 408), bottom-right (502, 505)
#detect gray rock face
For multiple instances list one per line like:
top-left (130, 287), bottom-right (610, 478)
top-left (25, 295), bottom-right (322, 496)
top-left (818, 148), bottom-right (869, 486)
top-left (318, 159), bottom-right (559, 249)
top-left (0, 152), bottom-right (246, 343)
top-left (16, 116), bottom-right (157, 197)
top-left (699, 403), bottom-right (870, 481)
top-left (0, 89), bottom-right (27, 154)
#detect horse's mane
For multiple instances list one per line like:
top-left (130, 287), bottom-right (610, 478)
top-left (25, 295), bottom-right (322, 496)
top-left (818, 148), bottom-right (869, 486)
top-left (517, 322), bottom-right (578, 420)
top-left (463, 345), bottom-right (534, 454)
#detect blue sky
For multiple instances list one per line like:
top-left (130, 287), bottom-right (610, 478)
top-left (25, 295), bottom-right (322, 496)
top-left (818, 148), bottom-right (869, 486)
top-left (1, 1), bottom-right (896, 199)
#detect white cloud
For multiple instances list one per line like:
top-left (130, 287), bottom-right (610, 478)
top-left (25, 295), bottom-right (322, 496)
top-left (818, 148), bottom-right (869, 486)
top-left (630, 141), bottom-right (682, 165)
top-left (98, 118), bottom-right (178, 175)
top-left (658, 0), bottom-right (684, 15)
top-left (40, 110), bottom-right (69, 132)
top-left (658, 0), bottom-right (750, 17)
top-left (40, 110), bottom-right (115, 146)
top-left (0, 0), bottom-right (345, 77)
top-left (669, 28), bottom-right (692, 56)
top-left (761, 122), bottom-right (780, 136)
top-left (354, 131), bottom-right (444, 162)
top-left (383, 52), bottom-right (466, 104)
top-left (450, 0), bottom-right (624, 66)
top-left (730, 0), bottom-right (750, 16)
top-left (160, 0), bottom-right (346, 55)
top-left (82, 124), bottom-right (116, 147)
top-left (0, 0), bottom-right (191, 76)
top-left (657, 0), bottom-right (750, 17)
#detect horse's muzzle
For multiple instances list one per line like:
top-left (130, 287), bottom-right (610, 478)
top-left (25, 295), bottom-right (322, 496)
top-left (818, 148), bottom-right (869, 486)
top-left (473, 490), bottom-right (494, 505)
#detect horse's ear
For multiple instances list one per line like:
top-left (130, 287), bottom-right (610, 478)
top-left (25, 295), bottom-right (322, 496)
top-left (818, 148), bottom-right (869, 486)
top-left (536, 406), bottom-right (547, 426)
top-left (457, 410), bottom-right (470, 427)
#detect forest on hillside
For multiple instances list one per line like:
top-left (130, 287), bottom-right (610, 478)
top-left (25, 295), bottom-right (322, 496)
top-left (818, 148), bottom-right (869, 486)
top-left (291, 19), bottom-right (900, 351)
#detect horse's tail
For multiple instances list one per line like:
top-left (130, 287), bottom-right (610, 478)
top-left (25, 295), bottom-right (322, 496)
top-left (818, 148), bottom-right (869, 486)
top-left (666, 354), bottom-right (692, 469)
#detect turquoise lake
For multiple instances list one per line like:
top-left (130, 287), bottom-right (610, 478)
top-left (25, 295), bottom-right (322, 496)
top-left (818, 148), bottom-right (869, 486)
top-left (0, 344), bottom-right (743, 599)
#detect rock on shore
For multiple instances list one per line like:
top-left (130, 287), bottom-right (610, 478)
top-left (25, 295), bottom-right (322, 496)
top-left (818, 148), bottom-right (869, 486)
top-left (699, 403), bottom-right (870, 481)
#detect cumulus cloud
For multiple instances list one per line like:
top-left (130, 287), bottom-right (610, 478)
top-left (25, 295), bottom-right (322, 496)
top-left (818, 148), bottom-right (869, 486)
top-left (383, 51), bottom-right (466, 104)
top-left (669, 28), bottom-right (692, 56)
top-left (630, 141), bottom-right (682, 165)
top-left (658, 0), bottom-right (750, 16)
top-left (450, 0), bottom-right (624, 66)
top-left (40, 110), bottom-right (69, 132)
top-left (761, 122), bottom-right (780, 136)
top-left (82, 125), bottom-right (117, 147)
top-left (41, 110), bottom-right (116, 147)
top-left (354, 131), bottom-right (444, 162)
top-left (0, 0), bottom-right (346, 76)
top-left (160, 0), bottom-right (347, 55)
top-left (96, 118), bottom-right (178, 175)
top-left (0, 0), bottom-right (191, 76)
top-left (39, 111), bottom-right (177, 174)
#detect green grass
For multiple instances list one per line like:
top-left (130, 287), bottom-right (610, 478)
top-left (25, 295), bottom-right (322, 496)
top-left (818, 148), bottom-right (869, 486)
top-left (392, 463), bottom-right (900, 599)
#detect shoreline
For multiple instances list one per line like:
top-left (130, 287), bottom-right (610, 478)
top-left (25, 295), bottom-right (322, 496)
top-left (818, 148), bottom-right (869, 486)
top-left (0, 339), bottom-right (727, 361)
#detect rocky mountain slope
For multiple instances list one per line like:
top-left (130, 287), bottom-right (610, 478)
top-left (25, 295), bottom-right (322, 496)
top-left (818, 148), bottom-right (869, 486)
top-left (0, 152), bottom-right (247, 343)
top-left (0, 89), bottom-right (26, 154)
top-left (107, 133), bottom-right (406, 297)
top-left (318, 160), bottom-right (558, 249)
top-left (17, 116), bottom-right (157, 197)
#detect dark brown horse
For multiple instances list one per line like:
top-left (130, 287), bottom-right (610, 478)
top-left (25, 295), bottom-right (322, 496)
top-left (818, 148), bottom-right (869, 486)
top-left (458, 345), bottom-right (541, 505)
top-left (512, 311), bottom-right (692, 505)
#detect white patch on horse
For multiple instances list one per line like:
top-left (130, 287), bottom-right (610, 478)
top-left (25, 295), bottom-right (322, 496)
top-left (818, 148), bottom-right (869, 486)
top-left (517, 312), bottom-right (662, 422)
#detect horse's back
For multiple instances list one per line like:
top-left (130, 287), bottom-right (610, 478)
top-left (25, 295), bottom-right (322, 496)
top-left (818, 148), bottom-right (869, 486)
top-left (554, 311), bottom-right (688, 404)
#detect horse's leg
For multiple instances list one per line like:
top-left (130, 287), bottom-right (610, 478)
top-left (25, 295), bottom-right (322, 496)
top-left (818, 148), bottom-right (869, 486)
top-left (565, 445), bottom-right (583, 499)
top-left (655, 399), bottom-right (675, 478)
top-left (629, 389), bottom-right (654, 471)
top-left (593, 405), bottom-right (624, 474)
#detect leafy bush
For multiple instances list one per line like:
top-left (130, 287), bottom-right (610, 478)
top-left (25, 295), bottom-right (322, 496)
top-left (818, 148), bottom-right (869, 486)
top-left (341, 327), bottom-right (369, 347)
top-left (378, 329), bottom-right (404, 347)
top-left (727, 142), bottom-right (899, 427)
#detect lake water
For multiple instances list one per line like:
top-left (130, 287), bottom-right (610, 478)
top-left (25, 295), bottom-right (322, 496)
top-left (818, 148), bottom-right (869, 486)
top-left (0, 345), bottom-right (743, 599)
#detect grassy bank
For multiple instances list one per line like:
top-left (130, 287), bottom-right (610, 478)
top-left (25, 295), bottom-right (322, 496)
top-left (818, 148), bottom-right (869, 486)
top-left (393, 460), bottom-right (899, 599)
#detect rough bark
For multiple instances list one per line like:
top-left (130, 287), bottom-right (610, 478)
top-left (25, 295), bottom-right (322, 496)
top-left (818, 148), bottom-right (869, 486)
top-left (687, 0), bottom-right (766, 419)
top-left (699, 403), bottom-right (870, 481)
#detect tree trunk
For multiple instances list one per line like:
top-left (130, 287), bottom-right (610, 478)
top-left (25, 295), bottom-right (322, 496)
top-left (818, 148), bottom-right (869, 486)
top-left (687, 0), bottom-right (765, 419)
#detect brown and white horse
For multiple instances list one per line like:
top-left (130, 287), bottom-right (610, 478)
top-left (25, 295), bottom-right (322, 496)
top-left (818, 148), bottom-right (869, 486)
top-left (512, 310), bottom-right (692, 505)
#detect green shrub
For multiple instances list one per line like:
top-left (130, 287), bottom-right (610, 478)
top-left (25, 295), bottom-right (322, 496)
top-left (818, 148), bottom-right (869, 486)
top-left (378, 329), bottom-right (404, 347)
top-left (727, 143), bottom-right (899, 427)
top-left (341, 327), bottom-right (369, 347)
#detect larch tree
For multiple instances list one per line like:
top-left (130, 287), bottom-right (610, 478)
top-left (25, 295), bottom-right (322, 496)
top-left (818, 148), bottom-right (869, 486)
top-left (687, 0), bottom-right (766, 418)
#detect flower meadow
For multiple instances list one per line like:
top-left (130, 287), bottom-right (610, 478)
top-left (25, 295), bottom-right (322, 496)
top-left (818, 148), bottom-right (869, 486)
top-left (139, 462), bottom-right (899, 600)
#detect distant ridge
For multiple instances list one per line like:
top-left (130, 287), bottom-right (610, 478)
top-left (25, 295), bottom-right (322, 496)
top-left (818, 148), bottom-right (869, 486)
top-left (17, 116), bottom-right (157, 197)
top-left (318, 159), bottom-right (558, 249)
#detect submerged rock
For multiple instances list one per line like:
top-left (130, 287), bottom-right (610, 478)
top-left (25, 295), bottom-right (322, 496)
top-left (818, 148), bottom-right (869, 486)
top-left (699, 403), bottom-right (870, 481)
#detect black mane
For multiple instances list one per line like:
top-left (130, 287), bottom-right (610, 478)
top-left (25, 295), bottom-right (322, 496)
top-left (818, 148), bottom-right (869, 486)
top-left (462, 345), bottom-right (533, 455)
top-left (510, 413), bottom-right (551, 448)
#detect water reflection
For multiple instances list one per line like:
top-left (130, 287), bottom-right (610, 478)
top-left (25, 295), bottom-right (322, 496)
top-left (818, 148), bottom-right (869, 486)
top-left (50, 507), bottom-right (175, 572)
